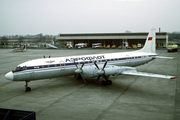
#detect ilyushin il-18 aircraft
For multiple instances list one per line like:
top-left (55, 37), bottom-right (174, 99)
top-left (5, 28), bottom-right (177, 92)
top-left (12, 44), bottom-right (26, 52)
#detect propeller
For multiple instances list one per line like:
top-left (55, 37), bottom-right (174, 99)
top-left (74, 61), bottom-right (86, 82)
top-left (94, 61), bottom-right (108, 82)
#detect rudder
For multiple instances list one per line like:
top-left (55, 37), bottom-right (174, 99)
top-left (139, 28), bottom-right (156, 53)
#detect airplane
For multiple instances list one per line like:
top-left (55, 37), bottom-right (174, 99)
top-left (45, 44), bottom-right (58, 49)
top-left (5, 28), bottom-right (177, 92)
top-left (12, 44), bottom-right (26, 52)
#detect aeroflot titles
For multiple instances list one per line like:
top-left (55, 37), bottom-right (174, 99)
top-left (65, 55), bottom-right (105, 62)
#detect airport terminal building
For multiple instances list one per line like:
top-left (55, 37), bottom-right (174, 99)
top-left (56, 32), bottom-right (168, 48)
top-left (0, 31), bottom-right (168, 49)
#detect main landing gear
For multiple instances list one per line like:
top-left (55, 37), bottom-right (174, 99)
top-left (101, 80), bottom-right (112, 85)
top-left (25, 81), bottom-right (31, 92)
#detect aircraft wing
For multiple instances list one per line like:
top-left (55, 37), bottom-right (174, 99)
top-left (121, 69), bottom-right (177, 79)
top-left (153, 56), bottom-right (176, 59)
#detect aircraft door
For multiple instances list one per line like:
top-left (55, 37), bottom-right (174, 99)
top-left (60, 60), bottom-right (66, 70)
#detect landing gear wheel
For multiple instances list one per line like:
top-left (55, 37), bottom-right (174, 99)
top-left (101, 81), bottom-right (107, 85)
top-left (101, 80), bottom-right (112, 85)
top-left (26, 87), bottom-right (31, 92)
top-left (107, 80), bottom-right (112, 85)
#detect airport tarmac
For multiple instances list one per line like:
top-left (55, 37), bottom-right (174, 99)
top-left (0, 48), bottom-right (179, 120)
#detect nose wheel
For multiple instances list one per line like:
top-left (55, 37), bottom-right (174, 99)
top-left (25, 81), bottom-right (31, 92)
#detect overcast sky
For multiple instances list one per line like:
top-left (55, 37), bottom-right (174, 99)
top-left (0, 0), bottom-right (180, 36)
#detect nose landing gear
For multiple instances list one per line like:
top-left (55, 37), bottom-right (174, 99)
top-left (25, 81), bottom-right (31, 92)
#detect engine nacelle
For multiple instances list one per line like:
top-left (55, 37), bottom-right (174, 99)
top-left (81, 65), bottom-right (137, 78)
top-left (104, 67), bottom-right (118, 76)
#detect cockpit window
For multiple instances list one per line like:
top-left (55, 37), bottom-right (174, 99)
top-left (13, 66), bottom-right (27, 72)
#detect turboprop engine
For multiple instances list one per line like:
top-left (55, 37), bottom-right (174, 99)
top-left (74, 61), bottom-right (137, 85)
top-left (78, 64), bottom-right (137, 79)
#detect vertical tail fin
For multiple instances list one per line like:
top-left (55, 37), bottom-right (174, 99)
top-left (139, 28), bottom-right (156, 53)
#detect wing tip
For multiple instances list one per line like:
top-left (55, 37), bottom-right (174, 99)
top-left (173, 57), bottom-right (177, 59)
top-left (170, 76), bottom-right (177, 79)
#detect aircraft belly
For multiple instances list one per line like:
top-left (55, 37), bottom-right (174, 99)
top-left (109, 58), bottom-right (152, 67)
top-left (32, 68), bottom-right (73, 80)
top-left (32, 69), bottom-right (66, 80)
top-left (13, 68), bottom-right (74, 81)
top-left (131, 58), bottom-right (152, 67)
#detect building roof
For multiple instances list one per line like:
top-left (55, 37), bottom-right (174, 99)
top-left (56, 32), bottom-right (167, 40)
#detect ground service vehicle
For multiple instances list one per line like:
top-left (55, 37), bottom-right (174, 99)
top-left (132, 44), bottom-right (137, 49)
top-left (118, 46), bottom-right (122, 49)
top-left (167, 44), bottom-right (178, 52)
top-left (111, 45), bottom-right (116, 49)
top-left (75, 43), bottom-right (87, 49)
top-left (92, 43), bottom-right (101, 49)
top-left (106, 45), bottom-right (110, 49)
top-left (67, 42), bottom-right (73, 49)
top-left (126, 46), bottom-right (132, 49)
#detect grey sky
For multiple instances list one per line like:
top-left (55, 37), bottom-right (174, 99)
top-left (0, 0), bottom-right (180, 36)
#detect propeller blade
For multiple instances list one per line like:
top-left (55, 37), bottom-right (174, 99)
top-left (80, 62), bottom-right (85, 69)
top-left (102, 74), bottom-right (108, 81)
top-left (96, 75), bottom-right (101, 82)
top-left (43, 55), bottom-right (45, 58)
top-left (80, 73), bottom-right (86, 82)
top-left (74, 74), bottom-right (78, 80)
top-left (94, 62), bottom-right (100, 70)
top-left (74, 61), bottom-right (78, 68)
top-left (102, 61), bottom-right (107, 70)
top-left (49, 55), bottom-right (51, 58)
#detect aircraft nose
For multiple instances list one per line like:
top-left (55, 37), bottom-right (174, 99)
top-left (5, 72), bottom-right (14, 81)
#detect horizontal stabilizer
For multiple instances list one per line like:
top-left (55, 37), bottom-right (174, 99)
top-left (153, 56), bottom-right (176, 59)
top-left (121, 71), bottom-right (177, 79)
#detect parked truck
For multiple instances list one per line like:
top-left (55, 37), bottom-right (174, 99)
top-left (167, 44), bottom-right (178, 52)
top-left (67, 42), bottom-right (73, 49)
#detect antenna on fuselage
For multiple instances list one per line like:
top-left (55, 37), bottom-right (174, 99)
top-left (43, 55), bottom-right (51, 58)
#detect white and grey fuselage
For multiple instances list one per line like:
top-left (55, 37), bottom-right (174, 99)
top-left (9, 51), bottom-right (157, 81)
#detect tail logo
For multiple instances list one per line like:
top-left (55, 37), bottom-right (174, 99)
top-left (148, 37), bottom-right (152, 41)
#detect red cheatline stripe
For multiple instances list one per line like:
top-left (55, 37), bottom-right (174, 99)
top-left (170, 76), bottom-right (177, 79)
top-left (148, 37), bottom-right (152, 40)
